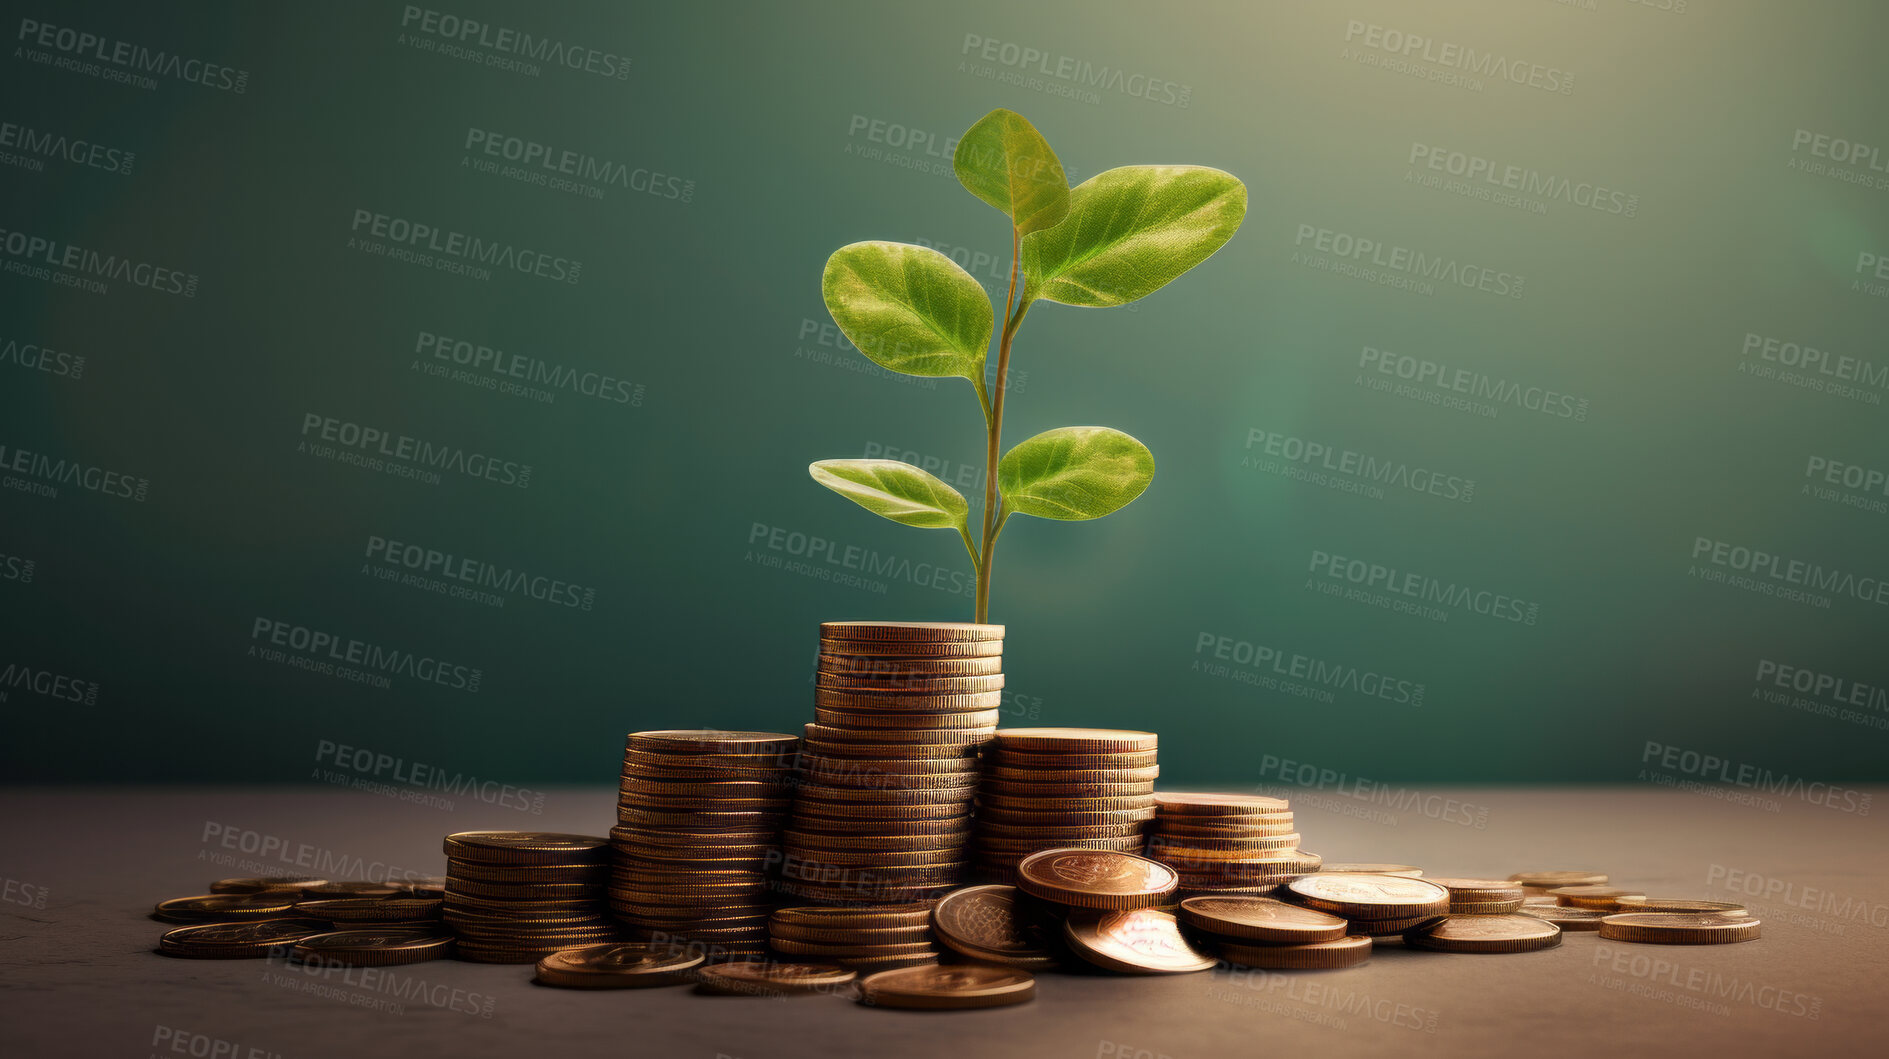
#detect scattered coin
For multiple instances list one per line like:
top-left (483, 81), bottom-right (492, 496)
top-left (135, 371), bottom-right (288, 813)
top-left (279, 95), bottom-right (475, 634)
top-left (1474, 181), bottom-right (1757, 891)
top-left (1286, 875), bottom-right (1450, 920)
top-left (1516, 905), bottom-right (1611, 931)
top-left (1597, 913), bottom-right (1761, 945)
top-left (291, 929), bottom-right (453, 966)
top-left (1017, 849), bottom-right (1179, 910)
top-left (856, 963), bottom-right (1036, 1010)
top-left (157, 919), bottom-right (331, 959)
top-left (930, 885), bottom-right (1060, 969)
top-left (1063, 909), bottom-right (1216, 974)
top-left (1405, 915), bottom-right (1562, 953)
top-left (533, 942), bottom-right (706, 988)
top-left (1612, 898), bottom-right (1748, 916)
top-left (693, 960), bottom-right (857, 996)
top-left (153, 894), bottom-right (299, 924)
top-left (1551, 885), bottom-right (1645, 910)
top-left (1425, 878), bottom-right (1526, 914)
top-left (1216, 934), bottom-right (1372, 970)
top-left (1177, 896), bottom-right (1349, 944)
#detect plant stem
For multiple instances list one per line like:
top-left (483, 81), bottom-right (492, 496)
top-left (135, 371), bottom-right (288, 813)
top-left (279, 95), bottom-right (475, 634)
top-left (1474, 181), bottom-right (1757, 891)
top-left (976, 230), bottom-right (1030, 624)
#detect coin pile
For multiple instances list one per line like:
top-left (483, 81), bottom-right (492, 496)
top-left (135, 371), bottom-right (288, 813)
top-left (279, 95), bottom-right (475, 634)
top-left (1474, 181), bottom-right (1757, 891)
top-left (1007, 847), bottom-right (1222, 975)
top-left (611, 729), bottom-right (800, 961)
top-left (441, 831), bottom-right (617, 963)
top-left (766, 903), bottom-right (941, 971)
top-left (1144, 792), bottom-right (1321, 895)
top-left (780, 621), bottom-right (1002, 905)
top-left (969, 728), bottom-right (1159, 883)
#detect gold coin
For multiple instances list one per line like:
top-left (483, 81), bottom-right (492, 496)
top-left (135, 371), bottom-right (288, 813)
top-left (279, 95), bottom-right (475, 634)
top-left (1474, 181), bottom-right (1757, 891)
top-left (1148, 834), bottom-right (1303, 859)
top-left (1613, 898), bottom-right (1748, 916)
top-left (531, 942), bottom-right (703, 987)
top-left (803, 723), bottom-right (995, 746)
top-left (1317, 863), bottom-right (1423, 877)
top-left (1177, 896), bottom-right (1348, 944)
top-left (625, 730), bottom-right (800, 755)
top-left (816, 674), bottom-right (1007, 694)
top-left (1216, 935), bottom-right (1371, 970)
top-left (1551, 885), bottom-right (1645, 910)
top-left (1451, 899), bottom-right (1526, 915)
top-left (1509, 870), bottom-right (1606, 888)
top-left (1515, 905), bottom-right (1610, 931)
top-left (984, 765), bottom-right (1160, 784)
top-left (789, 815), bottom-right (971, 837)
top-left (979, 820), bottom-right (1148, 838)
top-left (450, 861), bottom-right (612, 884)
top-left (994, 728), bottom-right (1157, 753)
top-left (1151, 792), bottom-right (1289, 816)
top-left (768, 921), bottom-right (931, 943)
top-left (820, 654), bottom-right (1005, 677)
top-left (1156, 816), bottom-right (1297, 837)
top-left (157, 918), bottom-right (331, 958)
top-left (1405, 915), bottom-right (1562, 953)
top-left (814, 707), bottom-right (1002, 729)
top-left (1425, 878), bottom-right (1524, 903)
top-left (1597, 913), bottom-right (1761, 945)
top-left (978, 792), bottom-right (1156, 811)
top-left (820, 621), bottom-right (1003, 642)
top-left (820, 637), bottom-right (1004, 658)
top-left (442, 831), bottom-right (611, 865)
top-left (1016, 849), bottom-right (1178, 911)
top-left (979, 779), bottom-right (1157, 799)
top-left (929, 884), bottom-right (1060, 969)
top-left (783, 828), bottom-right (969, 851)
top-left (294, 898), bottom-right (443, 923)
top-left (815, 689), bottom-right (1004, 711)
top-left (1062, 908), bottom-right (1214, 974)
top-left (799, 754), bottom-right (977, 776)
top-left (1349, 912), bottom-right (1449, 935)
top-left (837, 951), bottom-right (941, 972)
top-left (208, 876), bottom-right (325, 895)
top-left (793, 802), bottom-right (972, 822)
top-left (856, 962), bottom-right (1035, 1010)
top-left (795, 780), bottom-right (979, 803)
top-left (985, 749), bottom-right (1159, 769)
top-left (772, 903), bottom-right (937, 928)
top-left (618, 776), bottom-right (792, 796)
top-left (977, 806), bottom-right (1159, 825)
top-left (771, 937), bottom-right (937, 958)
top-left (153, 894), bottom-right (299, 923)
top-left (1286, 875), bottom-right (1450, 919)
top-left (692, 960), bottom-right (857, 996)
top-left (976, 837), bottom-right (1143, 857)
top-left (298, 881), bottom-right (407, 899)
top-left (291, 929), bottom-right (453, 966)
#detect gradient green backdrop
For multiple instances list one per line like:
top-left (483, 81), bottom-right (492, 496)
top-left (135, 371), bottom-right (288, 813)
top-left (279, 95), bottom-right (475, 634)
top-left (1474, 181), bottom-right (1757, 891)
top-left (3, 0), bottom-right (1885, 786)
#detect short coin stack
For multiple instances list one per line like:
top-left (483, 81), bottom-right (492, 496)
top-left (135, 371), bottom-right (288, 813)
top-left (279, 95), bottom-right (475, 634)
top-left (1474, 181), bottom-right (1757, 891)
top-left (971, 728), bottom-right (1159, 882)
top-left (1144, 792), bottom-right (1321, 895)
top-left (781, 621), bottom-right (1003, 905)
top-left (1283, 873), bottom-right (1454, 938)
top-left (442, 831), bottom-right (617, 963)
top-left (766, 902), bottom-right (941, 971)
top-left (1178, 895), bottom-right (1369, 969)
top-left (611, 729), bottom-right (800, 962)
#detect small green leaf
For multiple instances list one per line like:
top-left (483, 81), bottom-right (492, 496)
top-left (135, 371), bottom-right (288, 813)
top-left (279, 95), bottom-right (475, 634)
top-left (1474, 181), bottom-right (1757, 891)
top-left (954, 108), bottom-right (1070, 237)
top-left (1021, 166), bottom-right (1246, 307)
top-left (810, 459), bottom-right (971, 531)
top-left (822, 242), bottom-right (993, 381)
top-left (997, 427), bottom-right (1155, 521)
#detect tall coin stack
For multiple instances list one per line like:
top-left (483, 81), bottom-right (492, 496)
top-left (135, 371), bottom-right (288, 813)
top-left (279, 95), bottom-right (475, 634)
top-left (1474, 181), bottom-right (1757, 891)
top-left (971, 728), bottom-right (1161, 882)
top-left (1143, 792), bottom-right (1322, 896)
top-left (611, 729), bottom-right (801, 962)
top-left (441, 831), bottom-right (617, 963)
top-left (778, 621), bottom-right (1003, 907)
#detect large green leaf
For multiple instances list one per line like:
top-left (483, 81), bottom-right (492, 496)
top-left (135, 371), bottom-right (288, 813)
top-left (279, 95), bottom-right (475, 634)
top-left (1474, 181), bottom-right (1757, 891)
top-left (809, 459), bottom-right (971, 531)
top-left (997, 427), bottom-right (1155, 521)
top-left (1021, 166), bottom-right (1246, 307)
top-left (954, 108), bottom-right (1070, 237)
top-left (821, 242), bottom-right (993, 380)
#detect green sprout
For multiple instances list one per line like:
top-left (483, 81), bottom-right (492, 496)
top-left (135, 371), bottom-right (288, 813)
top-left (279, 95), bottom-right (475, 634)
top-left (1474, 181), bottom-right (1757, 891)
top-left (810, 108), bottom-right (1247, 622)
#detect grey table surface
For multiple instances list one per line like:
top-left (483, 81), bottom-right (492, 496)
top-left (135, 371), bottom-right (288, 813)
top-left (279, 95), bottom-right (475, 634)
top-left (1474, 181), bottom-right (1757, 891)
top-left (1, 785), bottom-right (1882, 1059)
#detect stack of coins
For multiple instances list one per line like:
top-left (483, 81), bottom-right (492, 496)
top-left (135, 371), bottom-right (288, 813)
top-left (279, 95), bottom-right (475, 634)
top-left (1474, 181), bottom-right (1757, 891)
top-left (441, 831), bottom-right (617, 963)
top-left (766, 903), bottom-right (941, 971)
top-left (611, 729), bottom-right (800, 961)
top-left (781, 621), bottom-right (1002, 905)
top-left (1144, 792), bottom-right (1321, 895)
top-left (971, 728), bottom-right (1159, 882)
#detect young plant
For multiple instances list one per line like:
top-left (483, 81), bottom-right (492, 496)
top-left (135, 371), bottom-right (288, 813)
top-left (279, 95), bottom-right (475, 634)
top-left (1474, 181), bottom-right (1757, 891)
top-left (810, 108), bottom-right (1246, 622)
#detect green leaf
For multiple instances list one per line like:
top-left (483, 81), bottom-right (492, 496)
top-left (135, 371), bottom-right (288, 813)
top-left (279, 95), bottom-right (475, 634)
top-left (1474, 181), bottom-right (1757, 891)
top-left (997, 427), bottom-right (1155, 521)
top-left (821, 241), bottom-right (993, 382)
top-left (809, 459), bottom-right (971, 531)
top-left (1021, 165), bottom-right (1246, 307)
top-left (954, 108), bottom-right (1070, 237)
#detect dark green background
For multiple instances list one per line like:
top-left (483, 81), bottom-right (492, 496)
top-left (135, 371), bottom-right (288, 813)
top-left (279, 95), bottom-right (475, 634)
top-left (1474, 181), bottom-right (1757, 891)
top-left (3, 0), bottom-right (1885, 786)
